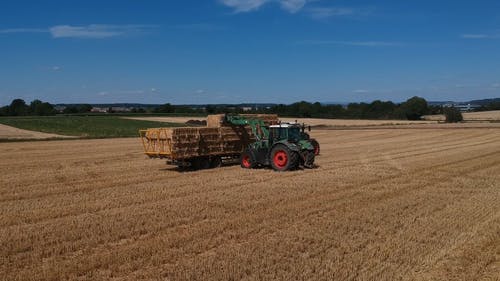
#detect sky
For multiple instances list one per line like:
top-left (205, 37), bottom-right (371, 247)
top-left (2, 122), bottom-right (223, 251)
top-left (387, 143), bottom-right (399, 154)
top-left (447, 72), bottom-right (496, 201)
top-left (1, 0), bottom-right (500, 105)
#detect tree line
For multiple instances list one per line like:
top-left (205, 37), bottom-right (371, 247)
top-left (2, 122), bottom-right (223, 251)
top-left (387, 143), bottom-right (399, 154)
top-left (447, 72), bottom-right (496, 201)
top-left (185, 96), bottom-right (437, 120)
top-left (0, 99), bottom-right (96, 116)
top-left (0, 96), bottom-right (469, 122)
top-left (0, 99), bottom-right (57, 116)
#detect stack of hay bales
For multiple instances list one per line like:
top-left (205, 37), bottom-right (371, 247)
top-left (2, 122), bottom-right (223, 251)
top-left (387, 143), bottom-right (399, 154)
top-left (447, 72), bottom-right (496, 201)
top-left (142, 126), bottom-right (254, 159)
top-left (142, 114), bottom-right (278, 159)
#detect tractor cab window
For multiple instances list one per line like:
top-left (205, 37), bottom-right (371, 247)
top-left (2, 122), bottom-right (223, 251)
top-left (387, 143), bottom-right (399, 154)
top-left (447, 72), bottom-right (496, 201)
top-left (288, 127), bottom-right (300, 142)
top-left (270, 127), bottom-right (287, 141)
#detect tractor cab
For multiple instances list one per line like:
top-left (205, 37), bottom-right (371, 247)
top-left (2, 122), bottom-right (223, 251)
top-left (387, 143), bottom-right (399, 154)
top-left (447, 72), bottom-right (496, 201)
top-left (269, 123), bottom-right (301, 143)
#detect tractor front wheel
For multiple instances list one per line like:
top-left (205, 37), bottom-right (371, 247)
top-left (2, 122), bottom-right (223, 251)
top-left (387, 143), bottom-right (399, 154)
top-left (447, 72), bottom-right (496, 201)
top-left (310, 139), bottom-right (320, 155)
top-left (302, 150), bottom-right (315, 168)
top-left (270, 144), bottom-right (299, 172)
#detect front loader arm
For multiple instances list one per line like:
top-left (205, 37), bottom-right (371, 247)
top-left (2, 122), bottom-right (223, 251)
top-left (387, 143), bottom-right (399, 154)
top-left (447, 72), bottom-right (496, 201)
top-left (225, 114), bottom-right (269, 141)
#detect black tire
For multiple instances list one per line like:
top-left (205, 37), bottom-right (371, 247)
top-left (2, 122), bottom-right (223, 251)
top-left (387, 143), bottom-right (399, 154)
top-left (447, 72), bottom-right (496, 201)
top-left (270, 144), bottom-right (299, 172)
top-left (302, 150), bottom-right (315, 168)
top-left (310, 139), bottom-right (320, 155)
top-left (210, 156), bottom-right (222, 168)
top-left (191, 157), bottom-right (210, 170)
top-left (240, 149), bottom-right (256, 169)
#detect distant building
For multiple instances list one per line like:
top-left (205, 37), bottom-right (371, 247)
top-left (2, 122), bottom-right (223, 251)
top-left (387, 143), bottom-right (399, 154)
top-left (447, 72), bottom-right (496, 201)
top-left (91, 107), bottom-right (107, 113)
top-left (111, 107), bottom-right (132, 112)
top-left (54, 105), bottom-right (66, 112)
top-left (443, 103), bottom-right (481, 112)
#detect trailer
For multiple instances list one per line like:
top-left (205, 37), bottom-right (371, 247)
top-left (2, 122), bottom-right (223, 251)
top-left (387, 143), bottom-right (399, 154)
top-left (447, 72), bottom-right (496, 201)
top-left (139, 114), bottom-right (278, 169)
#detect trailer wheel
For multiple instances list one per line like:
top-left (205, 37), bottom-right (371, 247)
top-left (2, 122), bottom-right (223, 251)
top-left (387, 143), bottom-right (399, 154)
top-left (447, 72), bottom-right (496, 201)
top-left (210, 156), bottom-right (222, 168)
top-left (240, 149), bottom-right (255, 169)
top-left (191, 157), bottom-right (210, 170)
top-left (270, 144), bottom-right (299, 172)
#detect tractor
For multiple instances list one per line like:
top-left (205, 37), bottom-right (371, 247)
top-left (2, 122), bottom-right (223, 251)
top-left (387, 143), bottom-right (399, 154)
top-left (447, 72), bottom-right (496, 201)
top-left (225, 115), bottom-right (317, 171)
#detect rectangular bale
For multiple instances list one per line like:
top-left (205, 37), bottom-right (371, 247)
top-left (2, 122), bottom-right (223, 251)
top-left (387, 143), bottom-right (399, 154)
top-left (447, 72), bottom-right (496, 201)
top-left (207, 114), bottom-right (225, 127)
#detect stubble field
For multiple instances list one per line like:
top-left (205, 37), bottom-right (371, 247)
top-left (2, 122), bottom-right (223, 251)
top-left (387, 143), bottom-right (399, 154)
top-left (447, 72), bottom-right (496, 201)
top-left (1, 127), bottom-right (500, 280)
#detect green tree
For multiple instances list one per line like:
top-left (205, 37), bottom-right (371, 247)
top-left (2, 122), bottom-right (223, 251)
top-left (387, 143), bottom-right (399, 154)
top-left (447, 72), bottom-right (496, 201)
top-left (63, 106), bottom-right (79, 114)
top-left (79, 104), bottom-right (92, 113)
top-left (0, 106), bottom-right (9, 116)
top-left (9, 99), bottom-right (29, 116)
top-left (154, 103), bottom-right (174, 113)
top-left (63, 104), bottom-right (92, 114)
top-left (400, 96), bottom-right (429, 120)
top-left (443, 107), bottom-right (463, 123)
top-left (30, 99), bottom-right (56, 116)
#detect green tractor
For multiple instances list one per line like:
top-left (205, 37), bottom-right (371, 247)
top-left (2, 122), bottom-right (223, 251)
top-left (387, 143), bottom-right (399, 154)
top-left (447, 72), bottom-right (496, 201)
top-left (225, 115), bottom-right (317, 171)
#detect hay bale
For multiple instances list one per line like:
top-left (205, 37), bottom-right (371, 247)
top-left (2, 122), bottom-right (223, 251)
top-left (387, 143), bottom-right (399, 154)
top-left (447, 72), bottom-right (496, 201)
top-left (207, 114), bottom-right (225, 127)
top-left (239, 114), bottom-right (279, 125)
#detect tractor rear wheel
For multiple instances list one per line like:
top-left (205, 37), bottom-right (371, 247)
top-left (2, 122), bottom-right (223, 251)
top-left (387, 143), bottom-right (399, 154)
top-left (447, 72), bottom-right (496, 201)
top-left (270, 144), bottom-right (299, 171)
top-left (240, 149), bottom-right (255, 169)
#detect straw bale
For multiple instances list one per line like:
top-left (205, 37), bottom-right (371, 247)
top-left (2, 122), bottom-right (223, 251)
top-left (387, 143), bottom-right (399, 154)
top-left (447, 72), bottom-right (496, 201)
top-left (239, 114), bottom-right (279, 125)
top-left (207, 114), bottom-right (225, 127)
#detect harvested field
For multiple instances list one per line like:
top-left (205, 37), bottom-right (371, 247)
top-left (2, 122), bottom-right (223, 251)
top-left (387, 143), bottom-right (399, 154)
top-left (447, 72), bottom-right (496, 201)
top-left (463, 110), bottom-right (500, 120)
top-left (1, 128), bottom-right (500, 280)
top-left (0, 123), bottom-right (72, 140)
top-left (424, 110), bottom-right (500, 121)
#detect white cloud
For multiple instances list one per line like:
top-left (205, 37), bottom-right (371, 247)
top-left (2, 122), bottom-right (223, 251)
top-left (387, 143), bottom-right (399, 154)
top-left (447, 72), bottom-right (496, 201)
top-left (172, 23), bottom-right (226, 31)
top-left (353, 89), bottom-right (369, 94)
top-left (49, 24), bottom-right (154, 39)
top-left (219, 0), bottom-right (310, 13)
top-left (491, 83), bottom-right (500, 88)
top-left (50, 66), bottom-right (61, 72)
top-left (461, 32), bottom-right (500, 39)
top-left (0, 28), bottom-right (47, 34)
top-left (1, 24), bottom-right (154, 39)
top-left (279, 0), bottom-right (308, 13)
top-left (219, 0), bottom-right (268, 12)
top-left (297, 40), bottom-right (404, 47)
top-left (307, 7), bottom-right (354, 19)
top-left (306, 6), bottom-right (374, 20)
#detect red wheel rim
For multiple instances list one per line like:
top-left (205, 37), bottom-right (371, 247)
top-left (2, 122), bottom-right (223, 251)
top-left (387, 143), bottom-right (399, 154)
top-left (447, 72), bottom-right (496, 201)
top-left (314, 145), bottom-right (319, 155)
top-left (273, 150), bottom-right (288, 168)
top-left (242, 155), bottom-right (251, 168)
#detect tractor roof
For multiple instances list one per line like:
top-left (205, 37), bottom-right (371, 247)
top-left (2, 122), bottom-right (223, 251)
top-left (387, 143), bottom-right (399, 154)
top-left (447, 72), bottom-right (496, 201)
top-left (269, 123), bottom-right (300, 128)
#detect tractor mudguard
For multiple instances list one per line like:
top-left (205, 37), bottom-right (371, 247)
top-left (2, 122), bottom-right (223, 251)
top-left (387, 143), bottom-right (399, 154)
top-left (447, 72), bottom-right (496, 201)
top-left (272, 141), bottom-right (301, 153)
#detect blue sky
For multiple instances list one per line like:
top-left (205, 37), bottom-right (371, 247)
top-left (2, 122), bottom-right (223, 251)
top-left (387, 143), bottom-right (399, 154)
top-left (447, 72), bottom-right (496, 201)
top-left (1, 0), bottom-right (500, 105)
